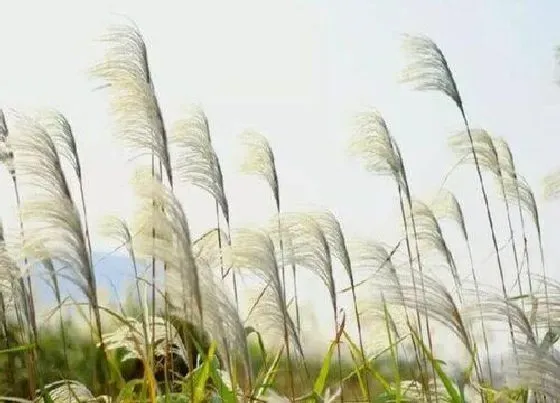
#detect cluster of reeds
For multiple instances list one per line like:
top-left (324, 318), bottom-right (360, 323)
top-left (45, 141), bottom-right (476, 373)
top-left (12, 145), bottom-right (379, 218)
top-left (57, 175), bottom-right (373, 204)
top-left (2, 20), bottom-right (560, 403)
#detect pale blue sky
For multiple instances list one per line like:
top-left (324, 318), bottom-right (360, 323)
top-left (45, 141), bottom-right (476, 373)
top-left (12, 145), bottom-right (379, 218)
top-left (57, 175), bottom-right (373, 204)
top-left (1, 0), bottom-right (560, 356)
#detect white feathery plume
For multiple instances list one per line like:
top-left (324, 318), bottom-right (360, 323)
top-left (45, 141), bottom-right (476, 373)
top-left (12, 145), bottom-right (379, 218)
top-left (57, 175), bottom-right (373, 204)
top-left (0, 109), bottom-right (14, 176)
top-left (431, 189), bottom-right (493, 383)
top-left (91, 21), bottom-right (173, 186)
top-left (349, 108), bottom-right (402, 181)
top-left (502, 175), bottom-right (540, 235)
top-left (307, 210), bottom-right (370, 397)
top-left (543, 169), bottom-right (560, 200)
top-left (401, 34), bottom-right (518, 364)
top-left (508, 343), bottom-right (560, 399)
top-left (130, 172), bottom-right (203, 325)
top-left (131, 176), bottom-right (250, 377)
top-left (170, 105), bottom-right (229, 223)
top-left (0, 221), bottom-right (28, 326)
top-left (10, 114), bottom-right (104, 344)
top-left (464, 296), bottom-right (536, 346)
top-left (21, 199), bottom-right (93, 304)
top-left (400, 34), bottom-right (462, 108)
top-left (10, 113), bottom-right (72, 200)
top-left (449, 130), bottom-right (525, 301)
top-left (532, 275), bottom-right (560, 330)
top-left (406, 200), bottom-right (461, 295)
top-left (268, 213), bottom-right (336, 309)
top-left (191, 228), bottom-right (251, 377)
top-left (307, 211), bottom-right (351, 275)
top-left (239, 130), bottom-right (280, 210)
top-left (0, 109), bottom-right (7, 139)
top-left (448, 129), bottom-right (500, 177)
top-left (35, 380), bottom-right (110, 403)
top-left (349, 107), bottom-right (436, 387)
top-left (0, 161), bottom-right (38, 393)
top-left (266, 211), bottom-right (345, 392)
top-left (192, 228), bottom-right (232, 274)
top-left (170, 106), bottom-right (237, 302)
top-left (239, 130), bottom-right (295, 392)
top-left (397, 380), bottom-right (449, 402)
top-left (230, 228), bottom-right (303, 359)
top-left (99, 215), bottom-right (149, 361)
top-left (431, 190), bottom-right (468, 241)
top-left (495, 138), bottom-right (544, 327)
top-left (346, 238), bottom-right (396, 276)
top-left (373, 266), bottom-right (475, 355)
top-left (103, 315), bottom-right (188, 364)
top-left (346, 238), bottom-right (408, 320)
top-left (35, 110), bottom-right (96, 297)
top-left (34, 110), bottom-right (83, 179)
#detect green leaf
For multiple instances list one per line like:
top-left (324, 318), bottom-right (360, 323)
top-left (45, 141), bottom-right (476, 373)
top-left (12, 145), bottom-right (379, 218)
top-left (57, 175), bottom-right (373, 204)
top-left (313, 339), bottom-right (337, 397)
top-left (245, 326), bottom-right (267, 363)
top-left (194, 341), bottom-right (217, 403)
top-left (208, 360), bottom-right (237, 403)
top-left (342, 331), bottom-right (368, 397)
top-left (0, 344), bottom-right (35, 354)
top-left (382, 297), bottom-right (400, 402)
top-left (253, 346), bottom-right (284, 399)
top-left (410, 328), bottom-right (463, 403)
top-left (116, 379), bottom-right (145, 402)
top-left (343, 332), bottom-right (394, 394)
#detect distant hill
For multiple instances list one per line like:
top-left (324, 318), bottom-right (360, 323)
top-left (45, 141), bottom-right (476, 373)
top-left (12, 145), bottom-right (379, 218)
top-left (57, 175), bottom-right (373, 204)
top-left (31, 251), bottom-right (146, 310)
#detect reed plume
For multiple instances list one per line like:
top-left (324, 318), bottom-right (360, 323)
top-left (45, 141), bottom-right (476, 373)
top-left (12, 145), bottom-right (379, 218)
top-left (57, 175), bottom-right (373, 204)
top-left (231, 227), bottom-right (302, 398)
top-left (308, 210), bottom-right (371, 399)
top-left (170, 106), bottom-right (238, 307)
top-left (91, 21), bottom-right (175, 382)
top-left (401, 34), bottom-right (518, 359)
top-left (130, 172), bottom-right (203, 327)
top-left (406, 200), bottom-right (461, 299)
top-left (268, 212), bottom-right (344, 399)
top-left (10, 112), bottom-right (106, 390)
top-left (449, 130), bottom-right (524, 308)
top-left (239, 131), bottom-right (296, 396)
top-left (432, 189), bottom-right (493, 383)
top-left (90, 21), bottom-right (173, 186)
top-left (349, 108), bottom-right (433, 393)
top-left (0, 109), bottom-right (39, 395)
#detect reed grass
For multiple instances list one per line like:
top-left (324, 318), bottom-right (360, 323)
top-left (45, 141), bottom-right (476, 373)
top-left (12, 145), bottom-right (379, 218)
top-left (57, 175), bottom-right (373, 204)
top-left (2, 23), bottom-right (560, 403)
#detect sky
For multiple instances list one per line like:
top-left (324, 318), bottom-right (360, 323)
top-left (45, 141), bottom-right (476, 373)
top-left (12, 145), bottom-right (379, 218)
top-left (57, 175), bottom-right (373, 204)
top-left (1, 0), bottom-right (560, 359)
